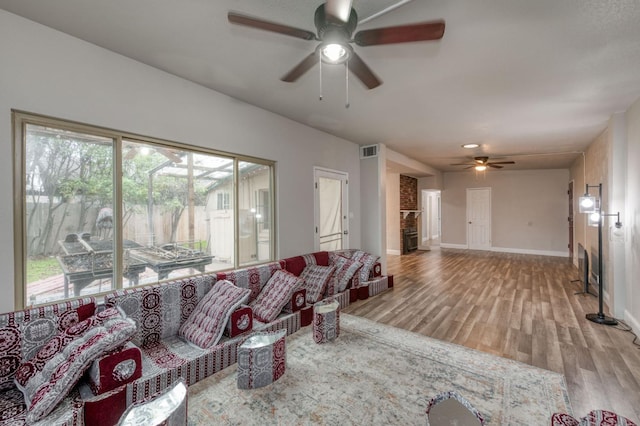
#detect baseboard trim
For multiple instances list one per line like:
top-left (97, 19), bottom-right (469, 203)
top-left (439, 244), bottom-right (569, 257)
top-left (440, 243), bottom-right (467, 249)
top-left (624, 309), bottom-right (640, 335)
top-left (490, 247), bottom-right (569, 257)
top-left (387, 249), bottom-right (401, 255)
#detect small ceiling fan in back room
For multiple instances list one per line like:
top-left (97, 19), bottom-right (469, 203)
top-left (227, 0), bottom-right (445, 91)
top-left (450, 157), bottom-right (516, 171)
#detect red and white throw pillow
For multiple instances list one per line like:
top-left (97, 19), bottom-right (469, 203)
top-left (179, 280), bottom-right (251, 348)
top-left (15, 308), bottom-right (136, 423)
top-left (329, 253), bottom-right (363, 293)
top-left (14, 308), bottom-right (121, 387)
top-left (300, 265), bottom-right (336, 304)
top-left (0, 298), bottom-right (96, 392)
top-left (250, 270), bottom-right (304, 323)
top-left (352, 250), bottom-right (379, 282)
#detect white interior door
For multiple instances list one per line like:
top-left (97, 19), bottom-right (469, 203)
top-left (467, 188), bottom-right (491, 250)
top-left (314, 168), bottom-right (349, 251)
top-left (422, 193), bottom-right (431, 244)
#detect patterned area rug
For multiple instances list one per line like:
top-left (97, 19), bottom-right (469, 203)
top-left (188, 314), bottom-right (572, 425)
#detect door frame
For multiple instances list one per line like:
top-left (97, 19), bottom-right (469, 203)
top-left (420, 189), bottom-right (441, 248)
top-left (568, 180), bottom-right (575, 265)
top-left (466, 187), bottom-right (492, 250)
top-left (313, 167), bottom-right (349, 251)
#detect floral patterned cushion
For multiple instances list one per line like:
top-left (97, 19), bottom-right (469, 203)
top-left (104, 275), bottom-right (215, 348)
top-left (329, 253), bottom-right (363, 293)
top-left (216, 261), bottom-right (283, 303)
top-left (178, 280), bottom-right (251, 348)
top-left (0, 297), bottom-right (96, 391)
top-left (14, 308), bottom-right (121, 388)
top-left (551, 410), bottom-right (638, 426)
top-left (250, 270), bottom-right (304, 323)
top-left (352, 250), bottom-right (379, 282)
top-left (14, 308), bottom-right (136, 423)
top-left (300, 265), bottom-right (336, 304)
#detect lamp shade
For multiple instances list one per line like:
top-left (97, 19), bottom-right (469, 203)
top-left (578, 195), bottom-right (597, 213)
top-left (588, 212), bottom-right (601, 227)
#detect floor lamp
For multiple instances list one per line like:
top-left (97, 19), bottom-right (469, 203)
top-left (578, 183), bottom-right (622, 326)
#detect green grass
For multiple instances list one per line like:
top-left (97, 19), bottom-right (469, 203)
top-left (27, 257), bottom-right (62, 283)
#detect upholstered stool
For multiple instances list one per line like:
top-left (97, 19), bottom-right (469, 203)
top-left (349, 288), bottom-right (359, 303)
top-left (357, 284), bottom-right (370, 300)
top-left (237, 329), bottom-right (287, 389)
top-left (118, 379), bottom-right (187, 426)
top-left (426, 391), bottom-right (484, 426)
top-left (300, 305), bottom-right (314, 327)
top-left (313, 299), bottom-right (340, 344)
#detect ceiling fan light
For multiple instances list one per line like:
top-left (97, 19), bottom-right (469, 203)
top-left (475, 165), bottom-right (487, 171)
top-left (321, 43), bottom-right (349, 63)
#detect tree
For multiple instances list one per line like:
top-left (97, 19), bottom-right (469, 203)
top-left (26, 132), bottom-right (113, 256)
top-left (25, 128), bottom-right (209, 258)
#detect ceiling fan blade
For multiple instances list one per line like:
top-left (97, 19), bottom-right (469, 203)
top-left (347, 52), bottom-right (382, 89)
top-left (487, 161), bottom-right (516, 165)
top-left (228, 12), bottom-right (317, 41)
top-left (281, 52), bottom-right (318, 83)
top-left (354, 20), bottom-right (445, 46)
top-left (325, 0), bottom-right (353, 23)
top-left (488, 164), bottom-right (504, 169)
top-left (450, 163), bottom-right (474, 166)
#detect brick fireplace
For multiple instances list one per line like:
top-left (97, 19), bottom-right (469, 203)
top-left (400, 175), bottom-right (418, 254)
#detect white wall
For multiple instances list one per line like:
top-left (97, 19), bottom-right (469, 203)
top-left (0, 10), bottom-right (362, 313)
top-left (625, 97), bottom-right (640, 332)
top-left (441, 169), bottom-right (570, 256)
top-left (385, 172), bottom-right (400, 254)
top-left (360, 144), bottom-right (387, 272)
top-left (609, 113), bottom-right (627, 318)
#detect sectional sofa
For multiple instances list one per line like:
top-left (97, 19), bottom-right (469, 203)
top-left (0, 249), bottom-right (392, 425)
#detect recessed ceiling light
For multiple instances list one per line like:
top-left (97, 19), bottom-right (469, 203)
top-left (462, 143), bottom-right (479, 149)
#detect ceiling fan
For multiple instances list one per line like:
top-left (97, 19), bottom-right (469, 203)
top-left (227, 0), bottom-right (445, 89)
top-left (450, 157), bottom-right (516, 171)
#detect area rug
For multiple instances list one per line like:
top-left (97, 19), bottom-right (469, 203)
top-left (188, 314), bottom-right (572, 425)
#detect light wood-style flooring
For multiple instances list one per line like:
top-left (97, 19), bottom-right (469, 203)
top-left (342, 248), bottom-right (640, 422)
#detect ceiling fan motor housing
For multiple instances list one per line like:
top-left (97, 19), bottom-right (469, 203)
top-left (314, 4), bottom-right (358, 41)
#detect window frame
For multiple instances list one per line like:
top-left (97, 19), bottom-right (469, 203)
top-left (13, 110), bottom-right (276, 309)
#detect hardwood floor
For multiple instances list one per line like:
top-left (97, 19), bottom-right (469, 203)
top-left (342, 248), bottom-right (640, 422)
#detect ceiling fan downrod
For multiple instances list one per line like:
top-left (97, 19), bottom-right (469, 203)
top-left (319, 50), bottom-right (323, 101)
top-left (345, 61), bottom-right (350, 108)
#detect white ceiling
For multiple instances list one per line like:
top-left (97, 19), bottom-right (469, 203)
top-left (2, 0), bottom-right (640, 174)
